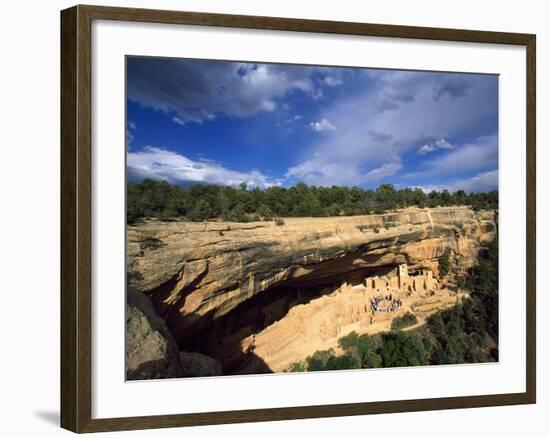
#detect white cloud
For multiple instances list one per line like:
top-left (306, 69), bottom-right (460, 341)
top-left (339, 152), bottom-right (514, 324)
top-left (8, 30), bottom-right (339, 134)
top-left (417, 138), bottom-right (456, 154)
top-left (127, 59), bottom-right (319, 124)
top-left (285, 156), bottom-right (402, 187)
top-left (127, 146), bottom-right (281, 189)
top-left (286, 161), bottom-right (366, 186)
top-left (287, 71), bottom-right (497, 187)
top-left (435, 139), bottom-right (455, 149)
top-left (323, 76), bottom-right (343, 86)
top-left (309, 118), bottom-right (336, 132)
top-left (417, 144), bottom-right (436, 155)
top-left (423, 135), bottom-right (497, 175)
top-left (363, 159), bottom-right (403, 182)
top-left (260, 100), bottom-right (277, 112)
top-left (126, 121), bottom-right (136, 147)
top-left (418, 170), bottom-right (498, 193)
top-left (128, 61), bottom-right (498, 190)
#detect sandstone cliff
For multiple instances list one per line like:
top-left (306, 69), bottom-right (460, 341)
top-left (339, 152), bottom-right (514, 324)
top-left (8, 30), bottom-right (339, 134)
top-left (127, 206), bottom-right (496, 346)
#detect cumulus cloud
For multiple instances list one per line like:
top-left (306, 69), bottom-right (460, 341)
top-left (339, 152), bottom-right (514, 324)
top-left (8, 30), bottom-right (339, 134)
top-left (127, 59), bottom-right (498, 191)
top-left (417, 144), bottom-right (436, 155)
top-left (127, 58), bottom-right (321, 124)
top-left (127, 146), bottom-right (281, 188)
top-left (417, 138), bottom-right (456, 155)
top-left (309, 118), bottom-right (336, 132)
top-left (286, 70), bottom-right (498, 187)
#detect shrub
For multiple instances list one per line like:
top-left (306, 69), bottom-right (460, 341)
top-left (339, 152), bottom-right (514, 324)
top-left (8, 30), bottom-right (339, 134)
top-left (287, 362), bottom-right (305, 372)
top-left (257, 204), bottom-right (273, 221)
top-left (224, 209), bottom-right (251, 222)
top-left (439, 248), bottom-right (452, 277)
top-left (391, 312), bottom-right (418, 331)
top-left (305, 349), bottom-right (335, 371)
top-left (158, 208), bottom-right (178, 221)
top-left (139, 233), bottom-right (163, 250)
top-left (274, 218), bottom-right (285, 226)
top-left (324, 354), bottom-right (361, 370)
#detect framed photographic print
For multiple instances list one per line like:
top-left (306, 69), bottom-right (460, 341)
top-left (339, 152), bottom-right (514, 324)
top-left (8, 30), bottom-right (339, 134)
top-left (60, 4), bottom-right (536, 433)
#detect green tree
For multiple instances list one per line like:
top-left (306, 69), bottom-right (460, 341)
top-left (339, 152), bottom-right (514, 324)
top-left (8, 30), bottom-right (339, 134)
top-left (257, 204), bottom-right (273, 220)
top-left (125, 179), bottom-right (498, 223)
top-left (379, 331), bottom-right (428, 367)
top-left (337, 332), bottom-right (383, 369)
top-left (391, 312), bottom-right (418, 331)
top-left (439, 248), bottom-right (452, 277)
top-left (217, 189), bottom-right (232, 218)
top-left (305, 349), bottom-right (335, 371)
top-left (188, 199), bottom-right (212, 222)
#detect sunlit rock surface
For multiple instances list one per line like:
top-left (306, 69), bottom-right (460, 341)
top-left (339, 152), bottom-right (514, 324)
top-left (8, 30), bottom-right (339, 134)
top-left (127, 206), bottom-right (496, 373)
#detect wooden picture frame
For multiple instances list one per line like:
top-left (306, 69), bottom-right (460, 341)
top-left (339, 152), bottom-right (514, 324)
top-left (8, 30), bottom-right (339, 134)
top-left (60, 4), bottom-right (536, 433)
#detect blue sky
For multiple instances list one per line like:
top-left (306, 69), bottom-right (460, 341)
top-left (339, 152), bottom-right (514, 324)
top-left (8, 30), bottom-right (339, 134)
top-left (126, 56), bottom-right (498, 192)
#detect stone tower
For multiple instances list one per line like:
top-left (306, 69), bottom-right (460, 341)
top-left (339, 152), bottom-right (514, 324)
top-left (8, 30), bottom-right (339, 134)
top-left (423, 270), bottom-right (434, 290)
top-left (398, 263), bottom-right (408, 288)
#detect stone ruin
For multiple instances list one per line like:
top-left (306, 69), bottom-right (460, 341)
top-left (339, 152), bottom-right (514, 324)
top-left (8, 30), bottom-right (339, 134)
top-left (191, 262), bottom-right (451, 373)
top-left (216, 263), bottom-right (439, 346)
top-left (356, 263), bottom-right (437, 297)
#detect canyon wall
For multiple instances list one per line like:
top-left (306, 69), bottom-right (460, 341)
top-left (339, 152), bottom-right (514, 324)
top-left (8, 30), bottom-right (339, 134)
top-left (127, 206), bottom-right (496, 343)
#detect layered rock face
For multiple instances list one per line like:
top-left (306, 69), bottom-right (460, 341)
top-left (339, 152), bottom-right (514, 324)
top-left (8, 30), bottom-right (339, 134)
top-left (127, 206), bottom-right (496, 352)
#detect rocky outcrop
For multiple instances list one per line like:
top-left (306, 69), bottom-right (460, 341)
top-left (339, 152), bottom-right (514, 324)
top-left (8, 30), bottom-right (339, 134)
top-left (126, 288), bottom-right (224, 379)
top-left (179, 352), bottom-right (222, 377)
top-left (127, 207), bottom-right (496, 341)
top-left (126, 287), bottom-right (181, 380)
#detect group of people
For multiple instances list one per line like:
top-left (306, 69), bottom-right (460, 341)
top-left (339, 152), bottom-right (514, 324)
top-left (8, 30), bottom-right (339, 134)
top-left (370, 294), bottom-right (402, 313)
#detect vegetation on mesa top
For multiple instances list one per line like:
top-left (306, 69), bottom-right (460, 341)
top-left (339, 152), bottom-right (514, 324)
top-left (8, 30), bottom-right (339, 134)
top-left (127, 179), bottom-right (498, 224)
top-left (288, 237), bottom-right (499, 371)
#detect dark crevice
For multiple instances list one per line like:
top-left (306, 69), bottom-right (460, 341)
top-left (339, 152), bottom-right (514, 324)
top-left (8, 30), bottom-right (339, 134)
top-left (149, 261), bottom-right (210, 320)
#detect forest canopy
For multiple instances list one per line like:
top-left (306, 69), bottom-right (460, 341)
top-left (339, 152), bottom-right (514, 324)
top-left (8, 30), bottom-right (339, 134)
top-left (127, 179), bottom-right (498, 223)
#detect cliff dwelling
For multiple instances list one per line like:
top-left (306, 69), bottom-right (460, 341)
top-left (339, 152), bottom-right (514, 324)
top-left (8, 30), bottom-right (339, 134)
top-left (127, 207), bottom-right (496, 378)
top-left (180, 263), bottom-right (463, 374)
